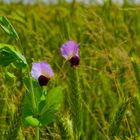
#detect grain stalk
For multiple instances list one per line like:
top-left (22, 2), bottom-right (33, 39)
top-left (68, 67), bottom-right (82, 140)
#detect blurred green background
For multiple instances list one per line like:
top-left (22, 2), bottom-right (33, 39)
top-left (1, 0), bottom-right (140, 139)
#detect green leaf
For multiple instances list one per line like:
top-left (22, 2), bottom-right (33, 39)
top-left (22, 93), bottom-right (33, 122)
top-left (39, 86), bottom-right (63, 126)
top-left (25, 116), bottom-right (40, 127)
top-left (0, 43), bottom-right (27, 67)
top-left (33, 80), bottom-right (44, 106)
top-left (22, 93), bottom-right (40, 127)
top-left (5, 72), bottom-right (16, 79)
top-left (0, 16), bottom-right (19, 39)
top-left (40, 109), bottom-right (56, 126)
top-left (22, 85), bottom-right (63, 127)
top-left (22, 78), bottom-right (44, 127)
top-left (40, 86), bottom-right (63, 114)
top-left (23, 77), bottom-right (44, 106)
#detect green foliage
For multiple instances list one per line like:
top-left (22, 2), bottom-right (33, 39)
top-left (0, 16), bottom-right (19, 39)
top-left (5, 99), bottom-right (23, 140)
top-left (57, 115), bottom-right (74, 140)
top-left (0, 43), bottom-right (27, 67)
top-left (40, 87), bottom-right (63, 115)
top-left (23, 78), bottom-right (44, 106)
top-left (109, 97), bottom-right (134, 139)
top-left (68, 67), bottom-right (82, 139)
top-left (25, 116), bottom-right (40, 127)
top-left (39, 87), bottom-right (63, 126)
top-left (23, 85), bottom-right (63, 127)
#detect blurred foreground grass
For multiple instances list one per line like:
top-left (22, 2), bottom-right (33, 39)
top-left (1, 1), bottom-right (140, 139)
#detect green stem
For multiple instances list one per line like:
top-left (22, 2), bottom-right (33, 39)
top-left (68, 67), bottom-right (82, 139)
top-left (36, 127), bottom-right (40, 140)
top-left (27, 64), bottom-right (38, 114)
top-left (27, 65), bottom-right (39, 140)
top-left (16, 32), bottom-right (39, 140)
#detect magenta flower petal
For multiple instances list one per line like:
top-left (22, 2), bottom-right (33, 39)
top-left (31, 61), bottom-right (54, 86)
top-left (31, 63), bottom-right (42, 80)
top-left (60, 41), bottom-right (80, 60)
top-left (40, 61), bottom-right (54, 78)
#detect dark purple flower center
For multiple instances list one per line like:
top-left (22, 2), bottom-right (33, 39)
top-left (69, 56), bottom-right (79, 67)
top-left (38, 75), bottom-right (50, 86)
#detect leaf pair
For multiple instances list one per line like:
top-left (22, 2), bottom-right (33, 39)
top-left (23, 80), bottom-right (63, 127)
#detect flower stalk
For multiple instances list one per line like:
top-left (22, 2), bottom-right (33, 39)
top-left (27, 64), bottom-right (39, 140)
top-left (36, 127), bottom-right (40, 140)
top-left (27, 64), bottom-right (38, 114)
top-left (68, 67), bottom-right (82, 139)
top-left (60, 40), bottom-right (82, 139)
top-left (30, 61), bottom-right (54, 140)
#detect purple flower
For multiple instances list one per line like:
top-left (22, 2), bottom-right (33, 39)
top-left (31, 61), bottom-right (54, 86)
top-left (60, 41), bottom-right (80, 67)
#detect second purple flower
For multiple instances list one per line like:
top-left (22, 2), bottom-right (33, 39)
top-left (60, 41), bottom-right (80, 67)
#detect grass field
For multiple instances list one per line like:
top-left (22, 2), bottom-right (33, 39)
top-left (0, 0), bottom-right (140, 140)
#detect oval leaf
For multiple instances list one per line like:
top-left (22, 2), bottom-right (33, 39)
top-left (25, 116), bottom-right (40, 127)
top-left (40, 86), bottom-right (63, 115)
top-left (39, 86), bottom-right (63, 126)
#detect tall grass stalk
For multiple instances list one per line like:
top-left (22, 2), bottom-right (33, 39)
top-left (108, 98), bottom-right (133, 139)
top-left (57, 114), bottom-right (74, 140)
top-left (68, 67), bottom-right (82, 139)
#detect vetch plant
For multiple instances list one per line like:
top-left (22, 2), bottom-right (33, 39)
top-left (31, 61), bottom-right (54, 86)
top-left (0, 16), bottom-right (63, 140)
top-left (60, 40), bottom-right (82, 139)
